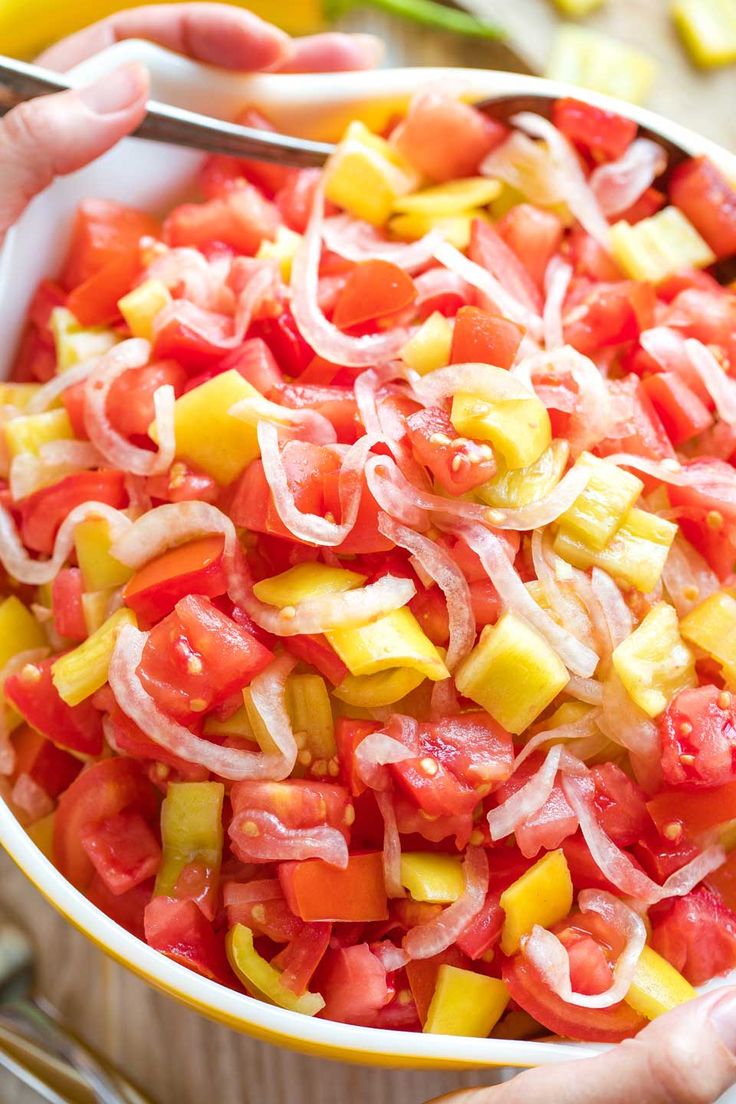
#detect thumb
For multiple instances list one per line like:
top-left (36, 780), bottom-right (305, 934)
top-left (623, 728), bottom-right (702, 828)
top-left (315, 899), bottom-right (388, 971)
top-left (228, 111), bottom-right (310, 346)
top-left (431, 986), bottom-right (736, 1104)
top-left (0, 63), bottom-right (148, 239)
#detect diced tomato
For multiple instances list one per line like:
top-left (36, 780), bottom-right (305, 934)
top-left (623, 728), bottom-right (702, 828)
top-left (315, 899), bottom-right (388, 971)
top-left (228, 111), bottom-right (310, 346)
top-left (66, 248), bottom-right (142, 327)
top-left (392, 90), bottom-right (506, 182)
top-left (61, 199), bottom-right (160, 291)
top-left (5, 657), bottom-right (103, 759)
top-left (708, 849), bottom-right (736, 913)
top-left (617, 186), bottom-right (666, 225)
top-left (81, 807), bottom-right (162, 896)
top-left (51, 568), bottom-right (88, 641)
top-left (322, 468), bottom-right (394, 555)
top-left (496, 204), bottom-right (564, 290)
top-left (455, 891), bottom-right (504, 960)
top-left (224, 878), bottom-right (304, 943)
top-left (552, 98), bottom-right (638, 162)
top-left (410, 586), bottom-right (450, 647)
top-left (557, 928), bottom-right (613, 996)
top-left (641, 371), bottom-right (713, 445)
top-left (106, 704), bottom-right (209, 782)
top-left (29, 279), bottom-right (66, 338)
top-left (596, 377), bottom-right (676, 461)
top-left (405, 947), bottom-right (472, 1024)
top-left (332, 261), bottom-right (416, 330)
top-left (283, 633), bottom-right (348, 687)
top-left (271, 923), bottom-right (332, 995)
top-left (665, 459), bottom-right (736, 577)
top-left (469, 579), bottom-right (502, 630)
top-left (491, 752), bottom-right (577, 859)
top-left (664, 288), bottom-right (736, 368)
top-left (12, 726), bottom-right (82, 800)
top-left (272, 381), bottom-right (360, 444)
top-left (230, 779), bottom-right (351, 834)
top-left (648, 781), bottom-right (736, 840)
top-left (54, 758), bottom-right (160, 890)
top-left (123, 536), bottom-right (228, 624)
top-left (107, 360), bottom-right (188, 439)
top-left (275, 168), bottom-right (321, 234)
top-left (219, 337), bottom-right (284, 393)
top-left (317, 943), bottom-right (392, 1025)
top-left (230, 441), bottom-right (336, 543)
top-left (450, 305), bottom-right (524, 370)
top-left (394, 796), bottom-right (473, 850)
top-left (199, 109), bottom-right (294, 199)
top-left (564, 282), bottom-right (656, 355)
top-left (562, 832), bottom-right (622, 893)
top-left (658, 268), bottom-right (724, 303)
top-left (659, 685), bottom-right (736, 789)
top-left (144, 464), bottom-right (219, 506)
top-left (406, 406), bottom-right (497, 495)
top-left (87, 874), bottom-right (151, 939)
top-left (650, 885), bottom-right (736, 986)
top-left (469, 219), bottom-right (543, 315)
top-left (278, 852), bottom-right (388, 923)
top-left (138, 595), bottom-right (273, 722)
top-left (151, 311), bottom-right (235, 369)
top-left (631, 826), bottom-right (701, 883)
top-left (590, 763), bottom-right (649, 847)
top-left (144, 896), bottom-right (234, 985)
top-left (250, 308), bottom-right (314, 377)
top-left (669, 156), bottom-right (736, 260)
top-left (335, 718), bottom-right (379, 797)
top-left (163, 185), bottom-right (279, 255)
top-left (18, 470), bottom-right (128, 555)
top-left (569, 229), bottom-right (624, 282)
top-left (11, 326), bottom-right (56, 383)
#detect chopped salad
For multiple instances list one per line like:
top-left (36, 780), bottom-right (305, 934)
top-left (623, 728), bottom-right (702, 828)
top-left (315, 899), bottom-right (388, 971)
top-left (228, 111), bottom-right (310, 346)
top-left (3, 89), bottom-right (736, 1041)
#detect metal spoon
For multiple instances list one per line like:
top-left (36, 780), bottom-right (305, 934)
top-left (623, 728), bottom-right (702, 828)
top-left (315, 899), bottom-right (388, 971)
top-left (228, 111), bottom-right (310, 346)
top-left (0, 915), bottom-right (154, 1104)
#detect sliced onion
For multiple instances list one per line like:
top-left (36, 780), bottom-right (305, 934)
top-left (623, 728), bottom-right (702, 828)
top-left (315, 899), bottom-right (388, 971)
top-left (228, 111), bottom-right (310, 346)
top-left (513, 711), bottom-right (602, 774)
top-left (291, 184), bottom-right (410, 367)
top-left (322, 213), bottom-right (442, 271)
top-left (223, 878), bottom-right (282, 905)
top-left (543, 257), bottom-right (572, 351)
top-left (515, 346), bottom-right (612, 456)
top-left (414, 267), bottom-right (473, 312)
top-left (403, 846), bottom-right (488, 960)
top-left (523, 890), bottom-right (646, 1008)
top-left (355, 725), bottom-right (418, 791)
top-left (662, 535), bottom-right (719, 617)
top-left (366, 454), bottom-right (486, 526)
top-left (566, 675), bottom-right (605, 706)
top-left (145, 246), bottom-right (227, 309)
top-left (686, 338), bottom-right (736, 426)
top-left (376, 790), bottom-right (406, 899)
top-left (26, 358), bottom-right (98, 414)
top-left (109, 628), bottom-right (298, 781)
top-left (432, 241), bottom-right (542, 337)
top-left (110, 500), bottom-right (236, 570)
top-left (229, 395), bottom-right (336, 446)
top-left (590, 567), bottom-right (634, 649)
top-left (639, 325), bottom-right (688, 371)
top-left (252, 574), bottom-right (417, 637)
top-left (11, 773), bottom-right (54, 821)
top-left (228, 809), bottom-right (348, 868)
top-left (457, 523), bottom-right (598, 677)
top-left (371, 941), bottom-right (409, 973)
top-left (512, 113), bottom-right (610, 246)
top-left (531, 530), bottom-right (594, 647)
top-left (378, 513), bottom-right (475, 670)
top-left (590, 139), bottom-right (667, 218)
top-left (9, 441), bottom-right (103, 501)
top-left (413, 360), bottom-right (535, 407)
top-left (602, 453), bottom-right (735, 493)
top-left (0, 647), bottom-right (49, 775)
top-left (598, 673), bottom-right (660, 769)
top-left (487, 744), bottom-right (564, 841)
top-left (563, 774), bottom-right (725, 904)
top-left (482, 131), bottom-right (567, 208)
top-left (487, 464), bottom-right (592, 532)
top-left (84, 339), bottom-right (176, 476)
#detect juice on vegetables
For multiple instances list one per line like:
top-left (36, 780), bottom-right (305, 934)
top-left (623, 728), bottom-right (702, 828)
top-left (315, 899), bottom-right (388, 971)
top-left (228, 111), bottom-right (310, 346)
top-left (5, 89), bottom-right (736, 1043)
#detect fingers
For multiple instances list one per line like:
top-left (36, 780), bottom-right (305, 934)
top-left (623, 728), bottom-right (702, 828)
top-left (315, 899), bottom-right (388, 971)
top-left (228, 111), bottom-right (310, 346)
top-left (276, 32), bottom-right (384, 73)
top-left (430, 987), bottom-right (736, 1104)
top-left (0, 64), bottom-right (148, 239)
top-left (37, 3), bottom-right (290, 72)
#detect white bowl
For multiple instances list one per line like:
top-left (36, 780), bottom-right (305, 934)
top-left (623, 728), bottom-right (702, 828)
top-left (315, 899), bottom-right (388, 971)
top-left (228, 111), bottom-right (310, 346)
top-left (2, 40), bottom-right (736, 1072)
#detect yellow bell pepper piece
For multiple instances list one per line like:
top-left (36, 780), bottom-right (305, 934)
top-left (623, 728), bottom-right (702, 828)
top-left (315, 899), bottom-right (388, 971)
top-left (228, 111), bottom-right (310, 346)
top-left (390, 210), bottom-right (484, 251)
top-left (154, 781), bottom-right (224, 903)
top-left (324, 121), bottom-right (417, 227)
top-left (553, 0), bottom-right (604, 14)
top-left (332, 667), bottom-right (427, 708)
top-left (610, 207), bottom-right (716, 285)
top-left (153, 368), bottom-right (260, 486)
top-left (287, 673), bottom-right (337, 766)
top-left (252, 563), bottom-right (365, 607)
top-left (81, 590), bottom-right (114, 635)
top-left (558, 453), bottom-right (644, 551)
top-left (680, 589), bottom-right (736, 686)
top-left (4, 409), bottom-right (74, 459)
top-left (256, 226), bottom-right (303, 282)
top-left (0, 596), bottom-right (46, 668)
top-left (456, 612), bottom-right (569, 735)
top-left (499, 849), bottom-right (573, 956)
top-left (625, 945), bottom-right (696, 1019)
top-left (400, 853), bottom-right (465, 903)
top-left (612, 602), bottom-right (695, 718)
top-left (393, 178), bottom-right (502, 216)
top-left (51, 608), bottom-right (137, 706)
top-left (546, 25), bottom-right (658, 105)
top-left (50, 307), bottom-right (117, 371)
top-left (242, 687), bottom-right (280, 755)
top-left (74, 517), bottom-right (134, 592)
top-left (204, 703), bottom-right (256, 741)
top-left (451, 392), bottom-right (551, 470)
top-left (673, 0), bottom-right (736, 66)
top-left (118, 279), bottom-right (172, 341)
top-left (0, 384), bottom-right (41, 410)
top-left (26, 812), bottom-right (55, 859)
top-left (327, 607), bottom-right (450, 682)
top-left (477, 441), bottom-right (569, 510)
top-left (425, 966), bottom-right (510, 1037)
top-left (400, 311), bottom-right (454, 376)
top-left (227, 923), bottom-right (325, 1016)
top-left (553, 507), bottom-right (677, 594)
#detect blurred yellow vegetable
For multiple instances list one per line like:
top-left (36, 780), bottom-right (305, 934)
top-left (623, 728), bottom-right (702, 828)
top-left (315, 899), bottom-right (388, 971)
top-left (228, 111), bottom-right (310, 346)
top-left (424, 966), bottom-right (510, 1036)
top-left (4, 410), bottom-right (74, 460)
top-left (499, 849), bottom-right (573, 956)
top-left (400, 311), bottom-right (453, 376)
top-left (400, 853), bottom-right (465, 903)
top-left (0, 596), bottom-right (46, 669)
top-left (681, 589), bottom-right (736, 686)
top-left (393, 178), bottom-right (501, 216)
top-left (625, 945), bottom-right (696, 1019)
top-left (324, 121), bottom-right (417, 227)
top-left (118, 279), bottom-right (172, 341)
top-left (51, 607), bottom-right (137, 705)
top-left (252, 563), bottom-right (364, 607)
top-left (74, 517), bottom-right (134, 592)
top-left (610, 207), bottom-right (716, 284)
top-left (612, 602), bottom-right (695, 718)
top-left (327, 608), bottom-right (449, 681)
top-left (672, 0), bottom-right (736, 67)
top-left (50, 307), bottom-right (117, 371)
top-left (554, 507), bottom-right (677, 594)
top-left (558, 453), bottom-right (644, 552)
top-left (451, 393), bottom-right (551, 471)
top-left (546, 25), bottom-right (658, 105)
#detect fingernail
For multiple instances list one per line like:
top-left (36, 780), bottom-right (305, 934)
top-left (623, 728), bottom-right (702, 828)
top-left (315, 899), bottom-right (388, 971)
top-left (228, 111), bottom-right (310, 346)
top-left (351, 34), bottom-right (385, 67)
top-left (79, 63), bottom-right (148, 115)
top-left (710, 990), bottom-right (736, 1053)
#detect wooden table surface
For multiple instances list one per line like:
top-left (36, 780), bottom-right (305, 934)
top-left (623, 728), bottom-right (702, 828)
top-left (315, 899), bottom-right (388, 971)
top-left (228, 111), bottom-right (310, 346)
top-left (2, 3), bottom-right (735, 1102)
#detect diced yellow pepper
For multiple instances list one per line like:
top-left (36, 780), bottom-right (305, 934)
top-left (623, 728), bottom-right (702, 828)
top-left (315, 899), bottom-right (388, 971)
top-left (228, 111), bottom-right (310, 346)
top-left (324, 121), bottom-right (417, 227)
top-left (554, 507), bottom-right (677, 594)
top-left (81, 590), bottom-right (113, 635)
top-left (393, 178), bottom-right (502, 216)
top-left (625, 945), bottom-right (696, 1019)
top-left (456, 612), bottom-right (569, 735)
top-left (287, 673), bottom-right (336, 764)
top-left (451, 392), bottom-right (551, 470)
top-left (546, 25), bottom-right (658, 105)
top-left (499, 849), bottom-right (574, 956)
top-left (424, 966), bottom-right (510, 1037)
top-left (327, 608), bottom-right (450, 682)
top-left (252, 563), bottom-right (365, 607)
top-left (154, 781), bottom-right (224, 903)
top-left (332, 667), bottom-right (426, 708)
top-left (553, 0), bottom-right (604, 14)
top-left (610, 207), bottom-right (716, 285)
top-left (0, 384), bottom-right (41, 410)
top-left (51, 608), bottom-right (137, 706)
top-left (227, 923), bottom-right (325, 1016)
top-left (74, 517), bottom-right (134, 592)
top-left (50, 307), bottom-right (117, 371)
top-left (400, 853), bottom-right (465, 903)
top-left (0, 596), bottom-right (46, 669)
top-left (256, 226), bottom-right (303, 282)
top-left (400, 311), bottom-right (454, 376)
top-left (153, 369), bottom-right (260, 486)
top-left (673, 0), bottom-right (736, 66)
top-left (204, 703), bottom-right (256, 741)
top-left (118, 279), bottom-right (172, 341)
top-left (477, 441), bottom-right (569, 510)
top-left (26, 812), bottom-right (55, 859)
top-left (4, 409), bottom-right (74, 459)
top-left (681, 589), bottom-right (736, 686)
top-left (558, 453), bottom-right (644, 551)
top-left (389, 210), bottom-right (484, 251)
top-left (612, 602), bottom-right (695, 718)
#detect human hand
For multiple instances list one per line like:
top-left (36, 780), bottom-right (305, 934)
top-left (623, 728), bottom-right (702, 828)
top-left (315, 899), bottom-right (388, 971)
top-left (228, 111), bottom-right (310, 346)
top-left (0, 2), bottom-right (380, 239)
top-left (430, 986), bottom-right (736, 1104)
